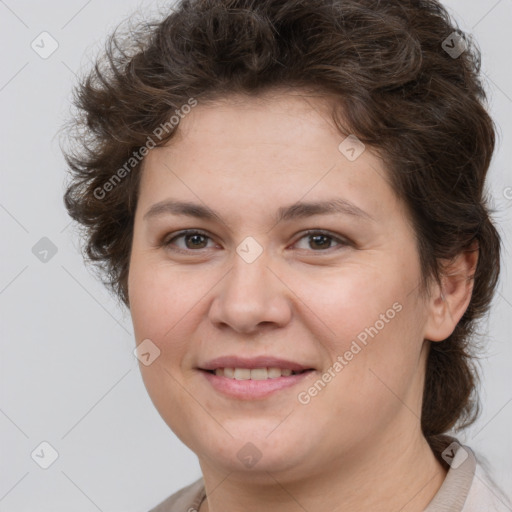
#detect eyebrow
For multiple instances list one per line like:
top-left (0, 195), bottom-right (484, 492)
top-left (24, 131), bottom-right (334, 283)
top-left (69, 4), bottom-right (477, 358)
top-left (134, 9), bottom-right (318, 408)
top-left (143, 198), bottom-right (374, 224)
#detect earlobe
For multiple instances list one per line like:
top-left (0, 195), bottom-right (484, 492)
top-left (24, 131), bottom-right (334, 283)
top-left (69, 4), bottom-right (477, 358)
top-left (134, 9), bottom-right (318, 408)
top-left (424, 242), bottom-right (479, 342)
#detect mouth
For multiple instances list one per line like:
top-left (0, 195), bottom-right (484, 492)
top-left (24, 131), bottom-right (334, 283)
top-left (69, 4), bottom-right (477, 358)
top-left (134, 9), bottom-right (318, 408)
top-left (202, 367), bottom-right (313, 379)
top-left (197, 356), bottom-right (316, 400)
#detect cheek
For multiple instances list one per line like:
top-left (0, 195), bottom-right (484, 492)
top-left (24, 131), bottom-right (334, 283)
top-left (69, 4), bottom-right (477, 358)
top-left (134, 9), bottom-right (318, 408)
top-left (286, 261), bottom-right (411, 348)
top-left (128, 260), bottom-right (207, 440)
top-left (129, 258), bottom-right (203, 342)
top-left (294, 262), bottom-right (425, 399)
top-left (330, 303), bottom-right (425, 425)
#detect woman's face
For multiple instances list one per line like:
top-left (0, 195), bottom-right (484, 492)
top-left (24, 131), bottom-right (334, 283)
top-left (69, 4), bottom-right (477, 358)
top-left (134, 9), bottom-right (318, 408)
top-left (128, 91), bottom-right (433, 479)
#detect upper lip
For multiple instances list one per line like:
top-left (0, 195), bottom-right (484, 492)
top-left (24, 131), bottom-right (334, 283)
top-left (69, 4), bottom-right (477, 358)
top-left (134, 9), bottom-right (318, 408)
top-left (199, 356), bottom-right (314, 372)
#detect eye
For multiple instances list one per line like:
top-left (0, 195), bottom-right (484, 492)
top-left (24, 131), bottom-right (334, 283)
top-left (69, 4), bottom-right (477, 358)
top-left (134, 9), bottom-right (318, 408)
top-left (292, 230), bottom-right (349, 251)
top-left (160, 229), bottom-right (350, 254)
top-left (163, 230), bottom-right (217, 251)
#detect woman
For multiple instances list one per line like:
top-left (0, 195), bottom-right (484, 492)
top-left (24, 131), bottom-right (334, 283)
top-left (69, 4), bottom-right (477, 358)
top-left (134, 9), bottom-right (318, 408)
top-left (63, 0), bottom-right (510, 509)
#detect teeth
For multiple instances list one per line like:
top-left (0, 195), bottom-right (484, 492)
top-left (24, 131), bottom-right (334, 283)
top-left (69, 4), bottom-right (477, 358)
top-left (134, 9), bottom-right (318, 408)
top-left (213, 367), bottom-right (300, 380)
top-left (250, 368), bottom-right (268, 380)
top-left (234, 368), bottom-right (251, 380)
top-left (267, 367), bottom-right (282, 379)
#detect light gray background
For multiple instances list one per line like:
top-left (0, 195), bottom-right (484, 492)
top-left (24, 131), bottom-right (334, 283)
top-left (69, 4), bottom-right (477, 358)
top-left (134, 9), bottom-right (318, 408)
top-left (0, 1), bottom-right (511, 510)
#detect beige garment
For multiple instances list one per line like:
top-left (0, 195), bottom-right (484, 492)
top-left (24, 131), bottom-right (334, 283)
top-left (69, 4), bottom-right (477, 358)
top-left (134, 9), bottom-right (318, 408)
top-left (148, 441), bottom-right (511, 512)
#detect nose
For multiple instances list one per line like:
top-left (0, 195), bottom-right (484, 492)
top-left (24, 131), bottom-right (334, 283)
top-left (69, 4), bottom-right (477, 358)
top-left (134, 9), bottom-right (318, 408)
top-left (207, 250), bottom-right (293, 336)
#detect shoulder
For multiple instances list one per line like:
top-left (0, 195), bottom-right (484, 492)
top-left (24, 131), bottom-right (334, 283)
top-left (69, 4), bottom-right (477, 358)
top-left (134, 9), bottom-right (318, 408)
top-left (425, 437), bottom-right (511, 512)
top-left (147, 478), bottom-right (205, 512)
top-left (462, 463), bottom-right (511, 512)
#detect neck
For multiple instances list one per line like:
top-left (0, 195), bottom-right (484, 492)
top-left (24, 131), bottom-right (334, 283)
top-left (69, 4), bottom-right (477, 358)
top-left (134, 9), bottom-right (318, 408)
top-left (198, 428), bottom-right (447, 512)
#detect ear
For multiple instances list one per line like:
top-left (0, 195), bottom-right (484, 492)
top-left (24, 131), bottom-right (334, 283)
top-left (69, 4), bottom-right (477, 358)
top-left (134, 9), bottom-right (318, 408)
top-left (423, 242), bottom-right (479, 342)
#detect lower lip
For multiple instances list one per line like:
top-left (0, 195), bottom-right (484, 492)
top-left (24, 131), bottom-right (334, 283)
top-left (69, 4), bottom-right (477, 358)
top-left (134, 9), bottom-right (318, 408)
top-left (200, 370), bottom-right (315, 400)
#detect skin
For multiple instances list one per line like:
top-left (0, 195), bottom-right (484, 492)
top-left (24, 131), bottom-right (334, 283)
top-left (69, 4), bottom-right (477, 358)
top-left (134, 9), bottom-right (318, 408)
top-left (128, 90), bottom-right (478, 512)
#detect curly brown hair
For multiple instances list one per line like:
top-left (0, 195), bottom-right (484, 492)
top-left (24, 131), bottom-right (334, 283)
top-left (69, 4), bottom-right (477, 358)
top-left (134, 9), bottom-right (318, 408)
top-left (62, 0), bottom-right (501, 458)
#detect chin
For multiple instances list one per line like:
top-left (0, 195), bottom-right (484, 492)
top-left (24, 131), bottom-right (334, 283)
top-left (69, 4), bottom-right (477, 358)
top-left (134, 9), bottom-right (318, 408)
top-left (194, 431), bottom-right (312, 476)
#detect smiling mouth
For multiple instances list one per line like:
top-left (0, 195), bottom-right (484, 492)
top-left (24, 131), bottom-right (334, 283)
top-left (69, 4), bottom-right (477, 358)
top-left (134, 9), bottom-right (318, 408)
top-left (202, 367), bottom-right (314, 380)
top-left (199, 367), bottom-right (315, 400)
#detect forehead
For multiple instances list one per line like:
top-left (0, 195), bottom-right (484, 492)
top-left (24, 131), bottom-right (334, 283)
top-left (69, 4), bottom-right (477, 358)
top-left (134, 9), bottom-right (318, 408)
top-left (137, 91), bottom-right (401, 224)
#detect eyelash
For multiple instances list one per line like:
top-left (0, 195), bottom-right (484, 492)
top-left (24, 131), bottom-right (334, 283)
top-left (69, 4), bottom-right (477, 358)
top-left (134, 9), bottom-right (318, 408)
top-left (161, 229), bottom-right (350, 254)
